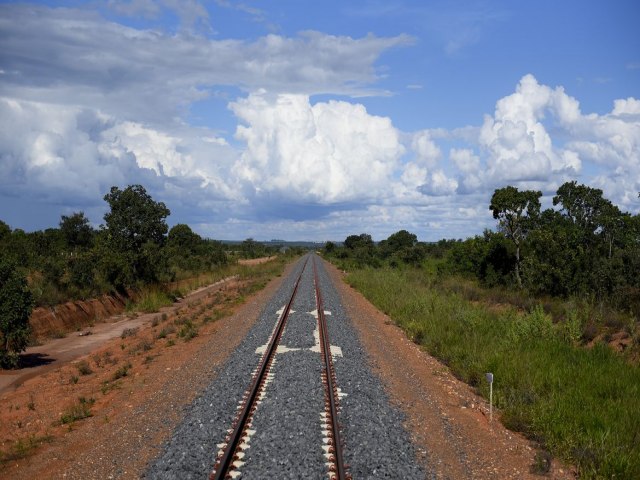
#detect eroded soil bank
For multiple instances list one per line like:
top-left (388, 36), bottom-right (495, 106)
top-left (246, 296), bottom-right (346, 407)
top-left (29, 293), bottom-right (129, 340)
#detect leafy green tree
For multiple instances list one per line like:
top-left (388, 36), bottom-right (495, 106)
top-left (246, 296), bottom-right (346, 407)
top-left (380, 229), bottom-right (417, 258)
top-left (200, 240), bottom-right (228, 269)
top-left (598, 202), bottom-right (626, 259)
top-left (553, 181), bottom-right (606, 232)
top-left (6, 229), bottom-right (29, 266)
top-left (167, 224), bottom-right (203, 271)
top-left (342, 233), bottom-right (378, 267)
top-left (490, 186), bottom-right (542, 288)
top-left (240, 238), bottom-right (262, 259)
top-left (344, 233), bottom-right (374, 250)
top-left (102, 185), bottom-right (171, 285)
top-left (0, 258), bottom-right (34, 368)
top-left (324, 241), bottom-right (336, 254)
top-left (168, 224), bottom-right (201, 254)
top-left (94, 232), bottom-right (132, 290)
top-left (67, 251), bottom-right (98, 296)
top-left (387, 229), bottom-right (417, 249)
top-left (31, 229), bottom-right (65, 261)
top-left (0, 220), bottom-right (10, 243)
top-left (60, 212), bottom-right (94, 251)
top-left (523, 214), bottom-right (578, 297)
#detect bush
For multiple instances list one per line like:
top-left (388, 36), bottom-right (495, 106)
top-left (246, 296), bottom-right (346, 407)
top-left (60, 397), bottom-right (95, 424)
top-left (0, 258), bottom-right (34, 368)
top-left (508, 305), bottom-right (555, 342)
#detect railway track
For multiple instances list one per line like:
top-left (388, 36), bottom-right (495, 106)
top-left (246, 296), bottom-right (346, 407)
top-left (211, 256), bottom-right (348, 479)
top-left (148, 253), bottom-right (425, 479)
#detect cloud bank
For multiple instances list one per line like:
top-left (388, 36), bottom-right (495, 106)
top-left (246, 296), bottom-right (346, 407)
top-left (0, 4), bottom-right (638, 240)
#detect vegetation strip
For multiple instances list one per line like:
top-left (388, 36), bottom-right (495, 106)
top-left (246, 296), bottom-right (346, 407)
top-left (345, 266), bottom-right (640, 479)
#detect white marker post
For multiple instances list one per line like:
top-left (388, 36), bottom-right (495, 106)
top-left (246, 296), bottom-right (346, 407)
top-left (485, 372), bottom-right (494, 423)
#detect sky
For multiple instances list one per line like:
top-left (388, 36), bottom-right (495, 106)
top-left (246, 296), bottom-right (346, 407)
top-left (0, 0), bottom-right (639, 242)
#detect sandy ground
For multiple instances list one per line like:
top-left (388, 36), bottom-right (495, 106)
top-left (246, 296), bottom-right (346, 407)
top-left (0, 277), bottom-right (236, 395)
top-left (0, 257), bottom-right (576, 479)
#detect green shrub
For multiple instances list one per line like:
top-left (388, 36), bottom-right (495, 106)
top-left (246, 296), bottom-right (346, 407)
top-left (60, 397), bottom-right (95, 424)
top-left (76, 360), bottom-right (93, 376)
top-left (178, 320), bottom-right (198, 341)
top-left (508, 305), bottom-right (555, 342)
top-left (112, 362), bottom-right (131, 380)
top-left (0, 259), bottom-right (34, 368)
top-left (0, 435), bottom-right (52, 465)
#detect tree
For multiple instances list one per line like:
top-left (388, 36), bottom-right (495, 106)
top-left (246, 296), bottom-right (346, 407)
top-left (344, 233), bottom-right (374, 250)
top-left (380, 229), bottom-right (417, 258)
top-left (324, 241), bottom-right (336, 254)
top-left (553, 181), bottom-right (607, 233)
top-left (0, 220), bottom-right (10, 243)
top-left (598, 202), bottom-right (625, 259)
top-left (490, 186), bottom-right (542, 288)
top-left (167, 224), bottom-right (203, 271)
top-left (0, 258), bottom-right (34, 368)
top-left (240, 238), bottom-right (263, 259)
top-left (60, 212), bottom-right (94, 251)
top-left (168, 224), bottom-right (202, 254)
top-left (102, 185), bottom-right (171, 285)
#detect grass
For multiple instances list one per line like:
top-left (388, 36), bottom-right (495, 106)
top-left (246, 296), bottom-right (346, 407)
top-left (126, 288), bottom-right (174, 313)
top-left (100, 380), bottom-right (121, 395)
top-left (177, 320), bottom-right (198, 341)
top-left (111, 362), bottom-right (131, 380)
top-left (76, 360), bottom-right (93, 376)
top-left (346, 266), bottom-right (640, 479)
top-left (437, 275), bottom-right (639, 353)
top-left (156, 325), bottom-right (176, 339)
top-left (59, 397), bottom-right (95, 425)
top-left (121, 327), bottom-right (139, 339)
top-left (125, 255), bottom-right (287, 315)
top-left (0, 435), bottom-right (52, 465)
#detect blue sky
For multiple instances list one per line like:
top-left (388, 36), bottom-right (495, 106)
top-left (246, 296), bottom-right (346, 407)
top-left (0, 0), bottom-right (638, 241)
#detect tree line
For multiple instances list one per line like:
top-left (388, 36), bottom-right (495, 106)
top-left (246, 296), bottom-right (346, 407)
top-left (326, 181), bottom-right (640, 317)
top-left (455, 182), bottom-right (640, 313)
top-left (0, 185), bottom-right (232, 367)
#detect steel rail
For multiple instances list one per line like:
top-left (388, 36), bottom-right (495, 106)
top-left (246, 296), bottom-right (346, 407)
top-left (210, 257), bottom-right (308, 480)
top-left (313, 257), bottom-right (348, 480)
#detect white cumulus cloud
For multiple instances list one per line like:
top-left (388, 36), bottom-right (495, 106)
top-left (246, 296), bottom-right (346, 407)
top-left (419, 169), bottom-right (458, 196)
top-left (230, 92), bottom-right (405, 206)
top-left (0, 97), bottom-right (238, 220)
top-left (411, 130), bottom-right (442, 167)
top-left (471, 74), bottom-right (639, 211)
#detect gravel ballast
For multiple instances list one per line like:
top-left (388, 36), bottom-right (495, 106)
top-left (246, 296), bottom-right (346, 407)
top-left (146, 254), bottom-right (426, 479)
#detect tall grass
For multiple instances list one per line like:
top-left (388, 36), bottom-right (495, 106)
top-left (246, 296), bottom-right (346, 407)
top-left (127, 287), bottom-right (175, 313)
top-left (126, 256), bottom-right (287, 313)
top-left (347, 267), bottom-right (640, 479)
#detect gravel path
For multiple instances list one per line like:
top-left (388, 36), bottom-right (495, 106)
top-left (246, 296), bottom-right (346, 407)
top-left (146, 254), bottom-right (426, 479)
